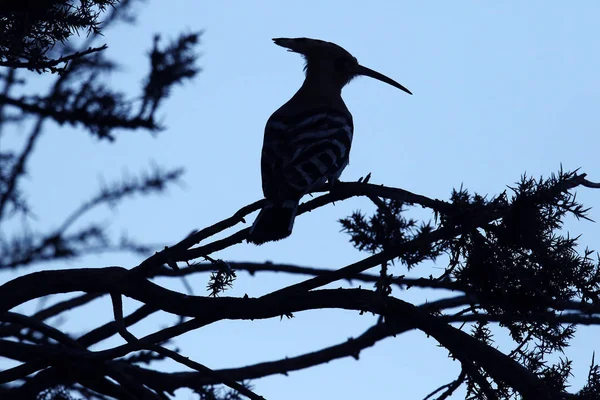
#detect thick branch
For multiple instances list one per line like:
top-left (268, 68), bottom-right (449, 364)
top-left (0, 267), bottom-right (561, 397)
top-left (123, 296), bottom-right (459, 393)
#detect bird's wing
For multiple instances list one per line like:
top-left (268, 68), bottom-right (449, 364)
top-left (261, 110), bottom-right (353, 201)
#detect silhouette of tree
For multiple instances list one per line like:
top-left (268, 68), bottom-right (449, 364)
top-left (2, 2), bottom-right (600, 400)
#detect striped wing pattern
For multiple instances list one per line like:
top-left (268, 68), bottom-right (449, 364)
top-left (261, 110), bottom-right (354, 201)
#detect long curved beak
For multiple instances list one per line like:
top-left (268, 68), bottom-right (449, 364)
top-left (356, 65), bottom-right (412, 95)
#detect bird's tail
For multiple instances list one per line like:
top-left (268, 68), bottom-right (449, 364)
top-left (247, 200), bottom-right (298, 245)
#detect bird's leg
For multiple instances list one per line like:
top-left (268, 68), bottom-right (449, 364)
top-left (325, 178), bottom-right (342, 206)
top-left (308, 177), bottom-right (336, 194)
top-left (327, 177), bottom-right (340, 191)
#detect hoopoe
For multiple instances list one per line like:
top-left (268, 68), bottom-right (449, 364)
top-left (247, 37), bottom-right (411, 245)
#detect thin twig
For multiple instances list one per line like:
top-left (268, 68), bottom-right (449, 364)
top-left (423, 368), bottom-right (466, 400)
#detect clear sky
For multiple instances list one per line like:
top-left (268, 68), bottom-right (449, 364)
top-left (4, 1), bottom-right (600, 399)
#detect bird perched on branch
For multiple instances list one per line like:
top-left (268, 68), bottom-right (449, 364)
top-left (248, 37), bottom-right (412, 245)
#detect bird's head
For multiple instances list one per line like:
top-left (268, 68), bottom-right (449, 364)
top-left (273, 37), bottom-right (412, 94)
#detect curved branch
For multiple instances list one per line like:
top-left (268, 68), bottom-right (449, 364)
top-left (77, 304), bottom-right (159, 347)
top-left (0, 266), bottom-right (559, 398)
top-left (326, 181), bottom-right (451, 212)
top-left (124, 296), bottom-right (462, 393)
top-left (126, 322), bottom-right (402, 393)
top-left (0, 312), bottom-right (84, 350)
top-left (138, 180), bottom-right (449, 267)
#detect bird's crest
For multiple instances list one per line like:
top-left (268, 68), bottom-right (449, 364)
top-left (272, 37), bottom-right (412, 95)
top-left (272, 37), bottom-right (355, 60)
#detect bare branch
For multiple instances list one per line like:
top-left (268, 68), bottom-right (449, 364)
top-left (0, 45), bottom-right (108, 73)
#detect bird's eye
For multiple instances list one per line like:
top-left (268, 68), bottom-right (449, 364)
top-left (335, 57), bottom-right (353, 70)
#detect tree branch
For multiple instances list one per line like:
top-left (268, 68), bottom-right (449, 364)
top-left (0, 46), bottom-right (108, 73)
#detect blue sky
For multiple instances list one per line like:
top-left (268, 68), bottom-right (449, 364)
top-left (4, 1), bottom-right (600, 399)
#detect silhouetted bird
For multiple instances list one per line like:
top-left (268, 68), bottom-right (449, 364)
top-left (248, 38), bottom-right (411, 245)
